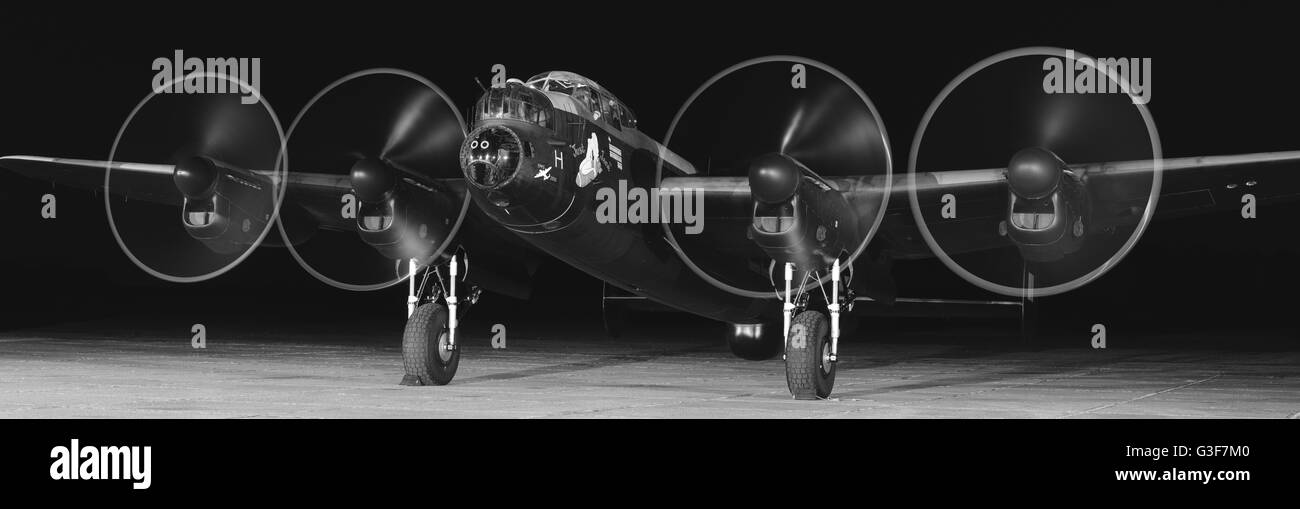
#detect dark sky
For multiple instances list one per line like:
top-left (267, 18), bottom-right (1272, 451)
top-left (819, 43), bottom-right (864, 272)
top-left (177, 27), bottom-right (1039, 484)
top-left (0, 6), bottom-right (1296, 334)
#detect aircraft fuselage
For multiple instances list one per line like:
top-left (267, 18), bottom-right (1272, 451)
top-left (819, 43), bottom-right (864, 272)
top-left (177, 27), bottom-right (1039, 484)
top-left (460, 74), bottom-right (772, 324)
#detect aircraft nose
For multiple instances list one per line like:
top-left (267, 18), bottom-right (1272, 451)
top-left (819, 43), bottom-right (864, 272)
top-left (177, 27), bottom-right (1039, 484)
top-left (463, 126), bottom-right (523, 189)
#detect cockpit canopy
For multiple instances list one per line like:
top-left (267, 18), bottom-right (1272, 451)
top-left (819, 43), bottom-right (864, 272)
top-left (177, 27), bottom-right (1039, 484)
top-left (525, 71), bottom-right (638, 130)
top-left (474, 81), bottom-right (552, 128)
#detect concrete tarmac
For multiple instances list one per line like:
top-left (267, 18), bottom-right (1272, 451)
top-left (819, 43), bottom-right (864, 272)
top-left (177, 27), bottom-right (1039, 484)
top-left (1, 320), bottom-right (1297, 418)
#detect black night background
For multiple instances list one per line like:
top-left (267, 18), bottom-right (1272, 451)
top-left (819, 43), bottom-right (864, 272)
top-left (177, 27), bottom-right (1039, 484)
top-left (0, 5), bottom-right (1295, 345)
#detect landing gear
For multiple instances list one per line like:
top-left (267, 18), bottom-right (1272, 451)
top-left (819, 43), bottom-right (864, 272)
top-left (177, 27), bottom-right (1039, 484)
top-left (1019, 262), bottom-right (1038, 345)
top-left (780, 259), bottom-right (851, 399)
top-left (400, 253), bottom-right (478, 386)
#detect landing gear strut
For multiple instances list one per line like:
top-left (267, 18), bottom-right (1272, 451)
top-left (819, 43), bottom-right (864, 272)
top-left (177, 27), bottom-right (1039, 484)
top-left (781, 259), bottom-right (852, 400)
top-left (401, 252), bottom-right (479, 386)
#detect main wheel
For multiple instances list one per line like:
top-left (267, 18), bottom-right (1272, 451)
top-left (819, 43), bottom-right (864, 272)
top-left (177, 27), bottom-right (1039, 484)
top-left (401, 303), bottom-right (460, 386)
top-left (785, 310), bottom-right (836, 399)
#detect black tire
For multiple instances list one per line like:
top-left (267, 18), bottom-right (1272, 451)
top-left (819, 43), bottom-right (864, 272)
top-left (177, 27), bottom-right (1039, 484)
top-left (401, 303), bottom-right (460, 386)
top-left (785, 310), bottom-right (836, 400)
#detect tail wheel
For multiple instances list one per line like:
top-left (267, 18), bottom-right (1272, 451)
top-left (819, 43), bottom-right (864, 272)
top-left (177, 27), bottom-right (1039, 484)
top-left (601, 298), bottom-right (627, 338)
top-left (785, 310), bottom-right (836, 400)
top-left (401, 303), bottom-right (460, 386)
top-left (726, 324), bottom-right (783, 360)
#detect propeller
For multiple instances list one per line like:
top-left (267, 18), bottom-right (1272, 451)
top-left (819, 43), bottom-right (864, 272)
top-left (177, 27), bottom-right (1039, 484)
top-left (779, 84), bottom-right (888, 175)
top-left (277, 69), bottom-right (468, 291)
top-left (907, 48), bottom-right (1160, 297)
top-left (107, 85), bottom-right (285, 283)
top-left (1022, 84), bottom-right (1155, 164)
top-left (660, 57), bottom-right (892, 298)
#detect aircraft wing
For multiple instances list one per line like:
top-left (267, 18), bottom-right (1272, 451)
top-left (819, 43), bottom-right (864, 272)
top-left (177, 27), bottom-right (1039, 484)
top-left (0, 156), bottom-right (183, 206)
top-left (1, 154), bottom-right (546, 298)
top-left (908, 151), bottom-right (1300, 220)
top-left (0, 154), bottom-right (461, 234)
top-left (895, 151), bottom-right (1300, 258)
top-left (663, 151), bottom-right (1300, 260)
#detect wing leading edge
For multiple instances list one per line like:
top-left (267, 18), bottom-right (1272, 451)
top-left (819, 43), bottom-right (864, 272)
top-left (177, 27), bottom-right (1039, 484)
top-left (661, 150), bottom-right (1300, 260)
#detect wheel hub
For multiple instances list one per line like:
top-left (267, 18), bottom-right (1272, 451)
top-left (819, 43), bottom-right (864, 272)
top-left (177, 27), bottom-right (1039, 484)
top-left (820, 338), bottom-right (834, 375)
top-left (437, 329), bottom-right (453, 362)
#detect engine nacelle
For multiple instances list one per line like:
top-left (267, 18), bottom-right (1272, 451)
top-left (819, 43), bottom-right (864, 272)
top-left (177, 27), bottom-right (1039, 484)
top-left (355, 180), bottom-right (457, 262)
top-left (1002, 148), bottom-right (1090, 262)
top-left (746, 153), bottom-right (860, 272)
top-left (348, 157), bottom-right (462, 261)
top-left (176, 157), bottom-right (274, 254)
